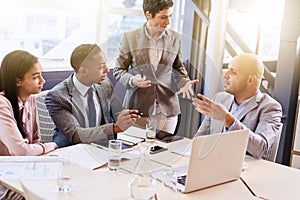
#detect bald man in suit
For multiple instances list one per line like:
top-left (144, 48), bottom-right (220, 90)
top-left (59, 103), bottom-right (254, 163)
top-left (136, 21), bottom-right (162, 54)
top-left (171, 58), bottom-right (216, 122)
top-left (192, 53), bottom-right (282, 158)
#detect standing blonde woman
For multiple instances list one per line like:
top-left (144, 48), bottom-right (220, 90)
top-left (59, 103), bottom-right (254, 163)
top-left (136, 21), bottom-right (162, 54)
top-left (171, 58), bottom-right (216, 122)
top-left (0, 50), bottom-right (57, 199)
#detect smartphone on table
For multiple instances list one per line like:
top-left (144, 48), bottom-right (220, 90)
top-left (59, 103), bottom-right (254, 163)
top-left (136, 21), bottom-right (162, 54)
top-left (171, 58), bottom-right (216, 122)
top-left (149, 145), bottom-right (168, 154)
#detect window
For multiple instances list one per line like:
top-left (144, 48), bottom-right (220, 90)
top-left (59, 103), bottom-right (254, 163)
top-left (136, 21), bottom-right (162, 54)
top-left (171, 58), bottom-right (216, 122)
top-left (104, 0), bottom-right (145, 64)
top-left (0, 0), bottom-right (183, 71)
top-left (0, 0), bottom-right (99, 71)
top-left (225, 0), bottom-right (285, 62)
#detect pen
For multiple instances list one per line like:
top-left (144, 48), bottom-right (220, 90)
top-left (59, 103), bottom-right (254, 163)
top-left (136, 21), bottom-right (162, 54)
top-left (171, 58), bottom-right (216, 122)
top-left (120, 140), bottom-right (135, 146)
top-left (135, 112), bottom-right (143, 117)
top-left (91, 143), bottom-right (104, 149)
top-left (115, 111), bottom-right (143, 117)
top-left (140, 69), bottom-right (143, 78)
top-left (124, 133), bottom-right (145, 141)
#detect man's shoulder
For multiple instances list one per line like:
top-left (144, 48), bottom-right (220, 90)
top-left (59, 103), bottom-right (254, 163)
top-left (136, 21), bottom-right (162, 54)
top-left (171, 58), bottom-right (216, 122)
top-left (123, 26), bottom-right (142, 37)
top-left (98, 78), bottom-right (112, 87)
top-left (258, 92), bottom-right (282, 107)
top-left (94, 78), bottom-right (113, 95)
top-left (47, 76), bottom-right (71, 97)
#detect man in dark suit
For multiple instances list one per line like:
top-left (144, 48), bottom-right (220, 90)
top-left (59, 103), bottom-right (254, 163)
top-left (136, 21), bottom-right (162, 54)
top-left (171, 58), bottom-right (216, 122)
top-left (192, 53), bottom-right (282, 158)
top-left (114, 0), bottom-right (198, 134)
top-left (45, 44), bottom-right (139, 147)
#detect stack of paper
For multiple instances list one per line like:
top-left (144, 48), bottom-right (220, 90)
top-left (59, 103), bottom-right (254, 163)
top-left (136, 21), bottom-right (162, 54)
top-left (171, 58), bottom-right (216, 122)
top-left (53, 144), bottom-right (108, 170)
top-left (171, 143), bottom-right (192, 157)
top-left (118, 133), bottom-right (145, 145)
top-left (0, 156), bottom-right (60, 180)
top-left (123, 126), bottom-right (146, 139)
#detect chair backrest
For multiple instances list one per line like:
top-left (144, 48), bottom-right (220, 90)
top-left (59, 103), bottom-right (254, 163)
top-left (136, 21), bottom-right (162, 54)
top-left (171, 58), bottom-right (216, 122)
top-left (35, 90), bottom-right (55, 143)
top-left (262, 124), bottom-right (283, 162)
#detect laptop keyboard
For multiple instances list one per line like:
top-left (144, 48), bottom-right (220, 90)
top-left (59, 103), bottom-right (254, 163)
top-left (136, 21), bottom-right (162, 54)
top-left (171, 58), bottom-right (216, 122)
top-left (177, 175), bottom-right (187, 186)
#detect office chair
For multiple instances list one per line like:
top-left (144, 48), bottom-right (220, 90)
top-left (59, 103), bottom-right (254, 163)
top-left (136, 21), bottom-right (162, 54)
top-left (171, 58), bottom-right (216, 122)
top-left (262, 124), bottom-right (283, 162)
top-left (35, 90), bottom-right (55, 143)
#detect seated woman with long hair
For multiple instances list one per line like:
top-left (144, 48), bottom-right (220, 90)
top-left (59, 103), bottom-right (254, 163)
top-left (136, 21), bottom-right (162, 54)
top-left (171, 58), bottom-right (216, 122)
top-left (0, 50), bottom-right (58, 199)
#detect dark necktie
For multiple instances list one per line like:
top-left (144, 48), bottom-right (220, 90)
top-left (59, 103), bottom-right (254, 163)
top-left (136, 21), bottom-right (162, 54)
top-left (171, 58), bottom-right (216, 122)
top-left (87, 87), bottom-right (96, 127)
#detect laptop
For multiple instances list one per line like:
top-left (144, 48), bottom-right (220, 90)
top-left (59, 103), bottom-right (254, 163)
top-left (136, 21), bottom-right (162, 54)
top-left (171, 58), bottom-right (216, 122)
top-left (153, 129), bottom-right (249, 193)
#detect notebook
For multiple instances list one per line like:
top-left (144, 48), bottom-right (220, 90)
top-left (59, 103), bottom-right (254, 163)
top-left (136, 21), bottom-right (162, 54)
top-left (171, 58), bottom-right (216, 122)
top-left (153, 129), bottom-right (249, 193)
top-left (91, 140), bottom-right (134, 152)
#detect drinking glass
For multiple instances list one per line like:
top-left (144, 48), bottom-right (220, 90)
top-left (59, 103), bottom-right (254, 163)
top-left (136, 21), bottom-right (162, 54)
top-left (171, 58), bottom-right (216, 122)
top-left (57, 157), bottom-right (73, 192)
top-left (146, 118), bottom-right (157, 149)
top-left (108, 139), bottom-right (122, 171)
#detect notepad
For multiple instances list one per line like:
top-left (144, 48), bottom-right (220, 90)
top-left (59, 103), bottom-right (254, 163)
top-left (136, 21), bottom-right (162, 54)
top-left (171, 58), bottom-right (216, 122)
top-left (118, 133), bottom-right (145, 145)
top-left (171, 142), bottom-right (192, 157)
top-left (0, 157), bottom-right (60, 180)
top-left (123, 126), bottom-right (147, 138)
top-left (53, 144), bottom-right (108, 170)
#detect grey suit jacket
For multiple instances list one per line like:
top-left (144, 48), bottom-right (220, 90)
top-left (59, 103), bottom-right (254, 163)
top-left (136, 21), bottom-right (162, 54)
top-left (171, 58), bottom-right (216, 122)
top-left (195, 92), bottom-right (282, 158)
top-left (45, 74), bottom-right (116, 145)
top-left (113, 24), bottom-right (190, 116)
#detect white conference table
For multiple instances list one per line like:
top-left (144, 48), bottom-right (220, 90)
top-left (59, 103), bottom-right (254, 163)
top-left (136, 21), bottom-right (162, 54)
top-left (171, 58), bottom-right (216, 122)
top-left (0, 137), bottom-right (257, 200)
top-left (1, 137), bottom-right (300, 199)
top-left (1, 164), bottom-right (255, 200)
top-left (242, 156), bottom-right (300, 200)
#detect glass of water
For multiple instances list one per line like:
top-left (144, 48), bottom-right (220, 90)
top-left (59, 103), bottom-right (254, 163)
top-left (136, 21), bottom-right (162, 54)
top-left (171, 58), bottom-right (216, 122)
top-left (57, 157), bottom-right (73, 192)
top-left (146, 118), bottom-right (157, 149)
top-left (108, 139), bottom-right (122, 171)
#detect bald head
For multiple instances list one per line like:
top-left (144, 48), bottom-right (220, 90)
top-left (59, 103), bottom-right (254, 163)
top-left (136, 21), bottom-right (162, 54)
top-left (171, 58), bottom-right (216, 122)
top-left (224, 53), bottom-right (265, 103)
top-left (230, 53), bottom-right (264, 82)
